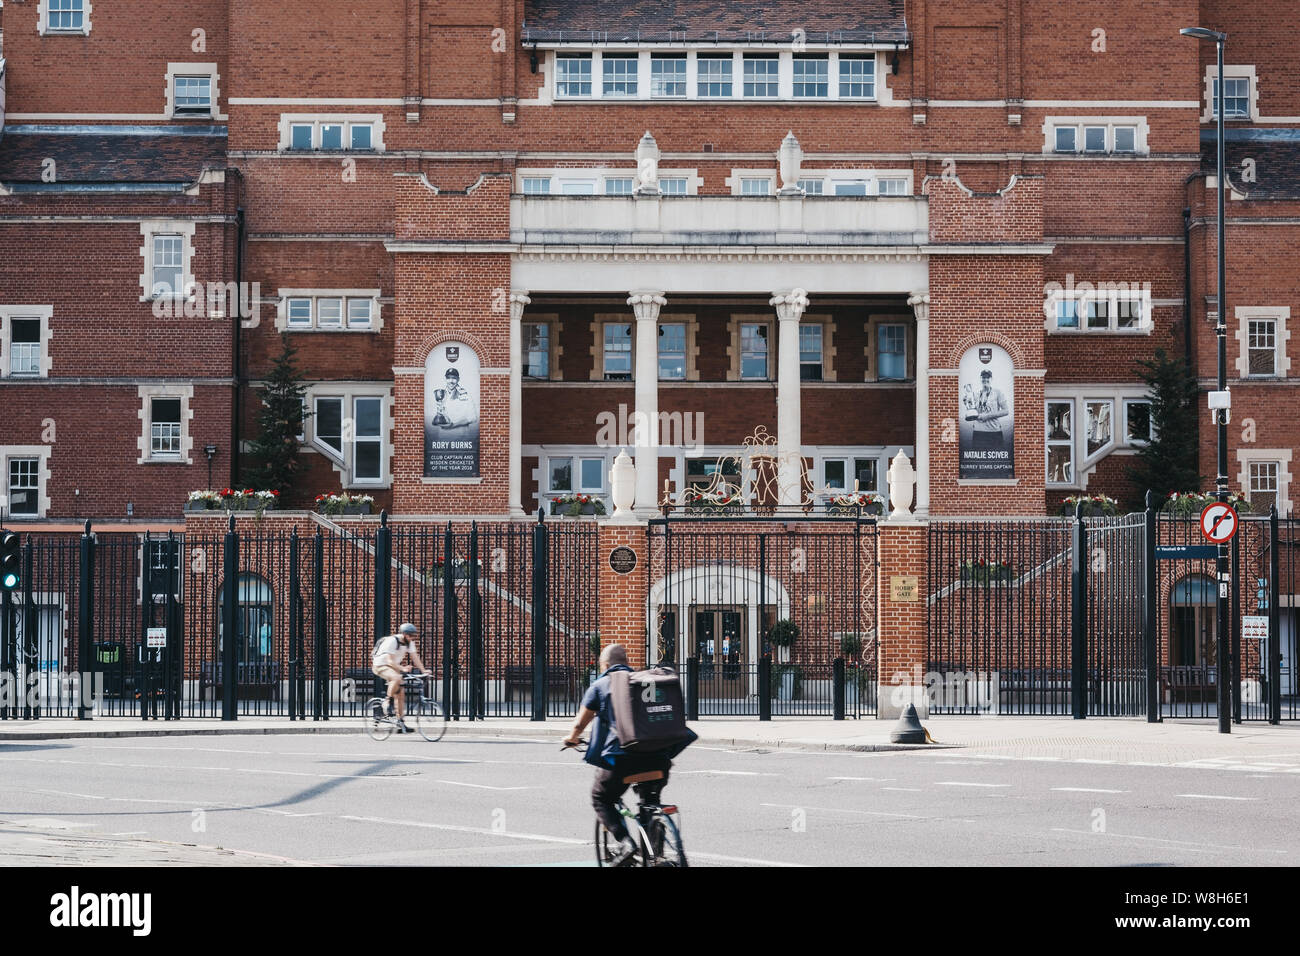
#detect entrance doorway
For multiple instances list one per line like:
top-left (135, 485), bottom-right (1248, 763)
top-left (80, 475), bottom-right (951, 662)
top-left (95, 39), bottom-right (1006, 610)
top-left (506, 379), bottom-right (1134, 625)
top-left (691, 606), bottom-right (746, 698)
top-left (1169, 574), bottom-right (1217, 705)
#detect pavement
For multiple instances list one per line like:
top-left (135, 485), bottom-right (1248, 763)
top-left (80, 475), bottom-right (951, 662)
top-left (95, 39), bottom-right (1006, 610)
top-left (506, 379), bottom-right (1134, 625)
top-left (2, 713), bottom-right (1298, 766)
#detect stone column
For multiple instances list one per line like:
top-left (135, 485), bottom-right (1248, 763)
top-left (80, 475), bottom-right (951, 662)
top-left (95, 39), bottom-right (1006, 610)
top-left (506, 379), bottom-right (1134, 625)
top-left (629, 291), bottom-right (666, 515)
top-left (771, 288), bottom-right (809, 506)
top-left (508, 291), bottom-right (531, 517)
top-left (908, 292), bottom-right (931, 516)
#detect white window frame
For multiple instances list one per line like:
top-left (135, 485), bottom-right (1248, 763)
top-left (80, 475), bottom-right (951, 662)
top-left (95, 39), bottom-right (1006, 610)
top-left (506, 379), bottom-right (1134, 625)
top-left (274, 290), bottom-right (384, 333)
top-left (1234, 306), bottom-right (1291, 379)
top-left (601, 322), bottom-right (634, 381)
top-left (726, 169), bottom-right (778, 196)
top-left (657, 322), bottom-right (687, 381)
top-left (1237, 448), bottom-right (1293, 516)
top-left (794, 169), bottom-right (914, 197)
top-left (136, 385), bottom-right (194, 465)
top-left (799, 323), bottom-right (824, 381)
top-left (738, 321), bottom-right (771, 380)
top-left (1046, 285), bottom-right (1152, 334)
top-left (556, 53), bottom-right (594, 98)
top-left (165, 63), bottom-right (222, 120)
top-left (545, 454), bottom-right (606, 494)
top-left (1, 446), bottom-right (53, 518)
top-left (37, 0), bottom-right (91, 36)
top-left (0, 306), bottom-right (54, 379)
top-left (138, 221), bottom-right (195, 303)
top-left (304, 385), bottom-right (394, 489)
top-left (276, 114), bottom-right (386, 152)
top-left (742, 54), bottom-right (780, 98)
top-left (1042, 117), bottom-right (1151, 155)
top-left (516, 168), bottom-right (700, 196)
top-left (876, 323), bottom-right (908, 382)
top-left (1045, 399), bottom-right (1076, 488)
top-left (1123, 398), bottom-right (1154, 446)
top-left (350, 395), bottom-right (385, 486)
top-left (1045, 385), bottom-right (1153, 489)
top-left (815, 453), bottom-right (884, 498)
top-left (544, 49), bottom-right (886, 104)
top-left (1202, 65), bottom-right (1259, 123)
top-left (601, 54), bottom-right (639, 97)
top-left (522, 321), bottom-right (552, 380)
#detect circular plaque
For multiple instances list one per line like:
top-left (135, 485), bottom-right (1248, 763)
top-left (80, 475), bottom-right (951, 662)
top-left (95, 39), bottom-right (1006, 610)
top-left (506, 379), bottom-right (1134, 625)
top-left (608, 546), bottom-right (637, 575)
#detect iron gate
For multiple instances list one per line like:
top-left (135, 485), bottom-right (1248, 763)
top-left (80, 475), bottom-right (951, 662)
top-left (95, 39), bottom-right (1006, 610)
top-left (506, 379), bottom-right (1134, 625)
top-left (646, 516), bottom-right (878, 718)
top-left (927, 513), bottom-right (1148, 717)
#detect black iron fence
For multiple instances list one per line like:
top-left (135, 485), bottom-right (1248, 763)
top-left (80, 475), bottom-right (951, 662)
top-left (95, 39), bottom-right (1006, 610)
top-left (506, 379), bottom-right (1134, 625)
top-left (646, 514), bottom-right (878, 718)
top-left (0, 513), bottom-right (598, 721)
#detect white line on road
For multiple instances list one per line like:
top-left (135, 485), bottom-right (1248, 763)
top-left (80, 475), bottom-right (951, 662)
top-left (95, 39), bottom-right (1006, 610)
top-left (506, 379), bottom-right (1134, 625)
top-left (434, 780), bottom-right (535, 791)
top-left (676, 770), bottom-right (776, 776)
top-left (1050, 827), bottom-right (1284, 855)
top-left (338, 814), bottom-right (801, 865)
top-left (936, 782), bottom-right (1011, 788)
top-left (1051, 787), bottom-right (1128, 794)
top-left (827, 776), bottom-right (895, 782)
top-left (1176, 793), bottom-right (1258, 801)
top-left (759, 802), bottom-right (923, 820)
top-left (880, 787), bottom-right (923, 792)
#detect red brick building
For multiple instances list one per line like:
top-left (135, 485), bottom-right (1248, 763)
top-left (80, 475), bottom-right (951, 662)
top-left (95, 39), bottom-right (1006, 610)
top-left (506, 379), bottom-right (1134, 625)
top-left (0, 0), bottom-right (1296, 523)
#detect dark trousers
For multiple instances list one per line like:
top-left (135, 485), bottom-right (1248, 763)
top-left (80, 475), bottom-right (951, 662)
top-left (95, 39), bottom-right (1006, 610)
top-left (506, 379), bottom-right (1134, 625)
top-left (591, 761), bottom-right (671, 840)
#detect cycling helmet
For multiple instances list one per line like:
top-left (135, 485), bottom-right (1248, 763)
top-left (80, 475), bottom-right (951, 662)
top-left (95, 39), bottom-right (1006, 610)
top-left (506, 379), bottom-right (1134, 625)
top-left (398, 622), bottom-right (418, 636)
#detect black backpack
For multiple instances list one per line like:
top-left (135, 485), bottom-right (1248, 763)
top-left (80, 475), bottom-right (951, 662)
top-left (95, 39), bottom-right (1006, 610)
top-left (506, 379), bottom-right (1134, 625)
top-left (608, 666), bottom-right (696, 755)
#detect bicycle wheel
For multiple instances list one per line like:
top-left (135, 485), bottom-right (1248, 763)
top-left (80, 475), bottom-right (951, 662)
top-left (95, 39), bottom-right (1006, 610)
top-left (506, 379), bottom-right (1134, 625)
top-left (649, 813), bottom-right (687, 868)
top-left (594, 819), bottom-right (649, 867)
top-left (414, 698), bottom-right (445, 742)
top-left (363, 698), bottom-right (393, 741)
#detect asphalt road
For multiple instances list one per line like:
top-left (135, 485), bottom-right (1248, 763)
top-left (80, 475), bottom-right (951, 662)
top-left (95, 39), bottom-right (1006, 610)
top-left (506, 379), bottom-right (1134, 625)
top-left (0, 732), bottom-right (1295, 866)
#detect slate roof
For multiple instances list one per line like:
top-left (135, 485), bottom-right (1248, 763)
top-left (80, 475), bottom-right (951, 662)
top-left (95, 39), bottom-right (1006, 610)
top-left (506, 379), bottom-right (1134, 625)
top-left (0, 126), bottom-right (227, 187)
top-left (1204, 129), bottom-right (1300, 200)
top-left (522, 0), bottom-right (908, 44)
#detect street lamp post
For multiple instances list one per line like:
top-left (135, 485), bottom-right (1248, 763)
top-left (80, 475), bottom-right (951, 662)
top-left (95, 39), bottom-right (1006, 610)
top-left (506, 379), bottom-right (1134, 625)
top-left (1181, 26), bottom-right (1231, 735)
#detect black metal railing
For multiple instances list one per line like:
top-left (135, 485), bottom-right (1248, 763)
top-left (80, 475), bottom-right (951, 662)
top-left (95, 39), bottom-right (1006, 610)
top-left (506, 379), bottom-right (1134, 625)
top-left (3, 512), bottom-right (598, 721)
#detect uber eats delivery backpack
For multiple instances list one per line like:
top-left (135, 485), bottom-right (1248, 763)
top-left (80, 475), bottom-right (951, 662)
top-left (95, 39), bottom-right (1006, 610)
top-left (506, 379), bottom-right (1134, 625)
top-left (609, 666), bottom-right (697, 756)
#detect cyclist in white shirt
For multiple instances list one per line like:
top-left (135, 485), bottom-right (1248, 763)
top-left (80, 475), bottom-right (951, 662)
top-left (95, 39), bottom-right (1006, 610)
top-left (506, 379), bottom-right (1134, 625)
top-left (372, 622), bottom-right (427, 733)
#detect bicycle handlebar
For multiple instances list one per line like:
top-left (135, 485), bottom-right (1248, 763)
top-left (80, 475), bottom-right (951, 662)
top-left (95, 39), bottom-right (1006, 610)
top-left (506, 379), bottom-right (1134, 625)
top-left (561, 738), bottom-right (589, 752)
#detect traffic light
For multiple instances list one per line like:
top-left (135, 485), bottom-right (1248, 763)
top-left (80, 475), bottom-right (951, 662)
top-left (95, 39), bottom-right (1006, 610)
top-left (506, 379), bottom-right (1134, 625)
top-left (0, 530), bottom-right (20, 592)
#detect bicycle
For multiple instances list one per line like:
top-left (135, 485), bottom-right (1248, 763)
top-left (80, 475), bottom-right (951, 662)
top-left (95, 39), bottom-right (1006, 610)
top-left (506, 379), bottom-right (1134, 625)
top-left (563, 739), bottom-right (687, 868)
top-left (363, 672), bottom-right (445, 742)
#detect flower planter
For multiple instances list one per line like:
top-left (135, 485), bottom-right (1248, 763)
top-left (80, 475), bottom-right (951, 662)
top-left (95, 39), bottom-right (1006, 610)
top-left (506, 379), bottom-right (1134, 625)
top-left (827, 502), bottom-right (884, 517)
top-left (342, 503), bottom-right (372, 516)
top-left (184, 501), bottom-right (216, 513)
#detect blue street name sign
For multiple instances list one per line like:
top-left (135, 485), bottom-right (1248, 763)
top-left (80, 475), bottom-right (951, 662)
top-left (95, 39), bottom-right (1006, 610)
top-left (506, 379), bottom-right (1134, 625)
top-left (1155, 545), bottom-right (1218, 560)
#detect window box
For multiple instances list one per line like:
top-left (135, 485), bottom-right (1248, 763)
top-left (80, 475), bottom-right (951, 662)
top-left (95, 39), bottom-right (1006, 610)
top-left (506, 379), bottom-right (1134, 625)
top-left (1163, 491), bottom-right (1251, 517)
top-left (959, 560), bottom-right (1014, 586)
top-left (189, 489), bottom-right (279, 513)
top-left (550, 494), bottom-right (606, 517)
top-left (825, 493), bottom-right (884, 517)
top-left (1058, 494), bottom-right (1119, 518)
top-left (315, 493), bottom-right (374, 516)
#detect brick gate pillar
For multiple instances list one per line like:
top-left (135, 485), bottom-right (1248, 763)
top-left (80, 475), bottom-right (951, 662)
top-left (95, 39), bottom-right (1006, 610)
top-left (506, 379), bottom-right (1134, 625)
top-left (597, 521), bottom-right (649, 670)
top-left (876, 517), bottom-right (930, 719)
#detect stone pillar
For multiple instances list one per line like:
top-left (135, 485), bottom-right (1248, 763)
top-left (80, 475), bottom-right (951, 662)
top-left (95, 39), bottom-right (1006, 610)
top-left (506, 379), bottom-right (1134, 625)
top-left (508, 291), bottom-right (531, 517)
top-left (597, 522), bottom-right (649, 669)
top-left (771, 288), bottom-right (809, 506)
top-left (876, 518), bottom-right (930, 719)
top-left (629, 291), bottom-right (666, 515)
top-left (908, 292), bottom-right (931, 517)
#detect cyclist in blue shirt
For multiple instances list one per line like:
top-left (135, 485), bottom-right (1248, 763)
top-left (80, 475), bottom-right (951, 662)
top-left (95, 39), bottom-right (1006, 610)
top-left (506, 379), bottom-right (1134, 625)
top-left (564, 643), bottom-right (672, 865)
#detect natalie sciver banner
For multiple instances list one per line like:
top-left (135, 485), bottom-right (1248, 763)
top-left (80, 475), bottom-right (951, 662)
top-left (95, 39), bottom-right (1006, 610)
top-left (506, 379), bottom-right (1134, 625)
top-left (424, 342), bottom-right (480, 478)
top-left (958, 344), bottom-right (1014, 479)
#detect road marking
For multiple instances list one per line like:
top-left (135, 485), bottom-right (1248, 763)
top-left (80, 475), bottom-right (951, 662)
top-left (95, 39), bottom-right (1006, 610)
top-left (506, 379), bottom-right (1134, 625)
top-left (935, 781), bottom-right (1011, 788)
top-left (759, 802), bottom-right (923, 820)
top-left (339, 814), bottom-right (801, 865)
top-left (880, 787), bottom-right (923, 792)
top-left (676, 770), bottom-right (776, 777)
top-left (1176, 793), bottom-right (1257, 801)
top-left (827, 776), bottom-right (895, 782)
top-left (1073, 758), bottom-right (1115, 764)
top-left (1051, 787), bottom-right (1128, 794)
top-left (1050, 827), bottom-right (1284, 854)
top-left (434, 780), bottom-right (535, 791)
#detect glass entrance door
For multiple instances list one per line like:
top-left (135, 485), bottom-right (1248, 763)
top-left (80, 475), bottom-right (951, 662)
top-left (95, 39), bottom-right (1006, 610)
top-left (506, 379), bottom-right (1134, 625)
top-left (692, 606), bottom-right (746, 699)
